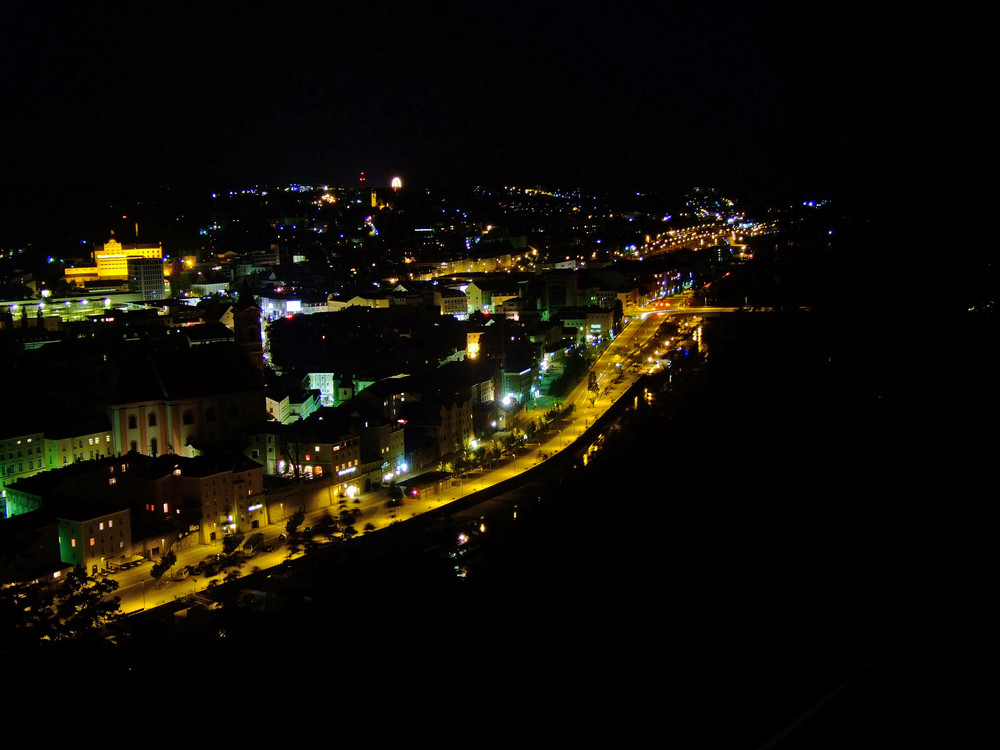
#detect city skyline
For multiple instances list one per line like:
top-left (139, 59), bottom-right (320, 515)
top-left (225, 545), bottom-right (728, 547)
top-left (0, 5), bottom-right (989, 744)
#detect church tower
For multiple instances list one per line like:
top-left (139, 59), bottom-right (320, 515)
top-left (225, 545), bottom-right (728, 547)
top-left (234, 280), bottom-right (264, 377)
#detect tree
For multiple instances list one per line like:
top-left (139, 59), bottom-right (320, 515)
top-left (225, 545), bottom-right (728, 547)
top-left (50, 566), bottom-right (121, 640)
top-left (285, 508), bottom-right (305, 536)
top-left (0, 580), bottom-right (52, 643)
top-left (280, 433), bottom-right (309, 481)
top-left (285, 507), bottom-right (306, 559)
top-left (222, 530), bottom-right (246, 557)
top-left (313, 510), bottom-right (339, 542)
top-left (150, 550), bottom-right (178, 580)
top-left (342, 525), bottom-right (358, 540)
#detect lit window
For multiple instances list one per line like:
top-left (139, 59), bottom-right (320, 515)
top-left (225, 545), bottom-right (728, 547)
top-left (99, 522), bottom-right (105, 530)
top-left (89, 538), bottom-right (95, 547)
top-left (108, 478), bottom-right (116, 486)
top-left (162, 503), bottom-right (169, 514)
top-left (71, 539), bottom-right (76, 548)
top-left (108, 519), bottom-right (113, 528)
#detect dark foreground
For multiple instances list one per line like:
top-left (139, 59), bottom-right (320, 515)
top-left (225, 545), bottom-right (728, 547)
top-left (5, 306), bottom-right (992, 749)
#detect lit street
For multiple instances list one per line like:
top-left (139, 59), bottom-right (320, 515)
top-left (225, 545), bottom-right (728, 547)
top-left (111, 297), bottom-right (689, 614)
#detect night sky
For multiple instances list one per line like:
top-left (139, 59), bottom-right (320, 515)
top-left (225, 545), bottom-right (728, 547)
top-left (0, 2), bottom-right (968, 205)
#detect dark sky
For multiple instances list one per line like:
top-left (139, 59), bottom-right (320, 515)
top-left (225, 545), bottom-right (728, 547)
top-left (0, 1), bottom-right (970, 204)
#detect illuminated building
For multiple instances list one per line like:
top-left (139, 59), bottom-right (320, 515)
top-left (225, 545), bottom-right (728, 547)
top-left (58, 503), bottom-right (132, 576)
top-left (3, 423), bottom-right (116, 516)
top-left (44, 425), bottom-right (113, 468)
top-left (274, 427), bottom-right (362, 491)
top-left (466, 331), bottom-right (482, 360)
top-left (127, 454), bottom-right (266, 542)
top-left (94, 234), bottom-right (162, 278)
top-left (557, 306), bottom-right (615, 346)
top-left (399, 393), bottom-right (475, 467)
top-left (7, 451), bottom-right (265, 558)
top-left (305, 373), bottom-right (376, 407)
top-left (1, 431), bottom-right (46, 499)
top-left (63, 233), bottom-right (164, 288)
top-left (128, 257), bottom-right (166, 300)
top-left (434, 287), bottom-right (468, 317)
top-left (104, 342), bottom-right (266, 458)
top-left (259, 292), bottom-right (330, 320)
top-left (464, 280), bottom-right (519, 315)
top-left (266, 380), bottom-right (321, 425)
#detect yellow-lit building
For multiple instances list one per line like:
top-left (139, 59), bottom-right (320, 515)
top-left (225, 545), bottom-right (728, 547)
top-left (63, 233), bottom-right (163, 287)
top-left (93, 235), bottom-right (162, 278)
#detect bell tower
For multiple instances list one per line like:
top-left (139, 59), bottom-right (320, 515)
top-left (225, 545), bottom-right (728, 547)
top-left (234, 280), bottom-right (264, 377)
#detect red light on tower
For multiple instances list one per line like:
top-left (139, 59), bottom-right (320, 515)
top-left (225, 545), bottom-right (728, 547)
top-left (359, 171), bottom-right (366, 183)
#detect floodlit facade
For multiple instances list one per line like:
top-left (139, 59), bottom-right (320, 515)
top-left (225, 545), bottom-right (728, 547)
top-left (1, 431), bottom-right (46, 497)
top-left (44, 427), bottom-right (114, 468)
top-left (58, 505), bottom-right (132, 575)
top-left (94, 236), bottom-right (163, 279)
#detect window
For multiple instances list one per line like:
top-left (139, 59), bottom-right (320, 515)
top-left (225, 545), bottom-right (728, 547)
top-left (128, 415), bottom-right (137, 430)
top-left (99, 522), bottom-right (105, 530)
top-left (150, 438), bottom-right (158, 456)
top-left (148, 413), bottom-right (157, 427)
top-left (205, 408), bottom-right (217, 422)
top-left (182, 410), bottom-right (194, 425)
top-left (71, 539), bottom-right (76, 548)
top-left (89, 538), bottom-right (95, 547)
top-left (108, 477), bottom-right (116, 486)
